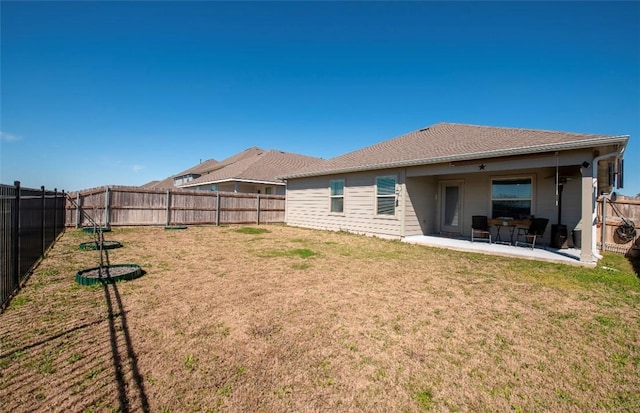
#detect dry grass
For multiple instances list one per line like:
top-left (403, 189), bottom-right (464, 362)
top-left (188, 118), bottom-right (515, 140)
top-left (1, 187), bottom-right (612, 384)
top-left (1, 225), bottom-right (639, 412)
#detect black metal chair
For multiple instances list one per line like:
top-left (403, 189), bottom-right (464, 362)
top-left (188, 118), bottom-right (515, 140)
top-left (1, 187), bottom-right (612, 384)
top-left (515, 218), bottom-right (549, 249)
top-left (471, 215), bottom-right (491, 243)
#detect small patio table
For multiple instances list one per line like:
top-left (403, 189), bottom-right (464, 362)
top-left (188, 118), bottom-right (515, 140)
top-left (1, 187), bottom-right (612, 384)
top-left (488, 218), bottom-right (532, 245)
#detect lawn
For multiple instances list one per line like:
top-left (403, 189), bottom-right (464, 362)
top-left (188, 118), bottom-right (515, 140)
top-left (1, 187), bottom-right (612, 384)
top-left (1, 225), bottom-right (639, 412)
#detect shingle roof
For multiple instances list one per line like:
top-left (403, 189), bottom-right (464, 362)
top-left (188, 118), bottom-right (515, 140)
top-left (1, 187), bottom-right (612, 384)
top-left (280, 122), bottom-right (628, 179)
top-left (177, 158), bottom-right (220, 176)
top-left (144, 147), bottom-right (273, 190)
top-left (142, 157), bottom-right (222, 189)
top-left (180, 149), bottom-right (324, 187)
top-left (142, 177), bottom-right (174, 189)
top-left (140, 180), bottom-right (160, 189)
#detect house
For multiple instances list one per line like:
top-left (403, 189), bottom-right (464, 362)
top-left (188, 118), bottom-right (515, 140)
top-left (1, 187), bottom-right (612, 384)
top-left (280, 122), bottom-right (629, 264)
top-left (142, 157), bottom-right (222, 189)
top-left (146, 147), bottom-right (324, 195)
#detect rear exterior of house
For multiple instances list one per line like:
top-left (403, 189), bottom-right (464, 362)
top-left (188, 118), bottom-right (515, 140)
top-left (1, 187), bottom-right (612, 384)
top-left (282, 123), bottom-right (629, 264)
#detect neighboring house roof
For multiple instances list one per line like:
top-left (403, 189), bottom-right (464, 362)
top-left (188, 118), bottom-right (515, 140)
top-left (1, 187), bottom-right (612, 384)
top-left (140, 180), bottom-right (160, 189)
top-left (143, 177), bottom-right (175, 190)
top-left (177, 158), bottom-right (220, 176)
top-left (280, 122), bottom-right (629, 179)
top-left (180, 149), bottom-right (325, 188)
top-left (145, 147), bottom-right (271, 189)
top-left (143, 158), bottom-right (218, 189)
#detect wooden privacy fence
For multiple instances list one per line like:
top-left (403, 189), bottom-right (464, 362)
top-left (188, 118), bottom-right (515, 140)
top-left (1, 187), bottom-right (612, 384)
top-left (596, 196), bottom-right (640, 256)
top-left (66, 186), bottom-right (285, 227)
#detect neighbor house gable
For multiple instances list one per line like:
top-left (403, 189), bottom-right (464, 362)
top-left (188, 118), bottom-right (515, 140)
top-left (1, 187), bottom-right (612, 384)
top-left (179, 149), bottom-right (325, 192)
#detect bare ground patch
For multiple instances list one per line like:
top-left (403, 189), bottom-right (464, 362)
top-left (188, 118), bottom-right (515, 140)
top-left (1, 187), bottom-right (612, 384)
top-left (1, 225), bottom-right (639, 412)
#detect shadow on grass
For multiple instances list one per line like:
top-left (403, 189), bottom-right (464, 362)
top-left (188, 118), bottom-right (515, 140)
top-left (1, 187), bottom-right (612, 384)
top-left (0, 316), bottom-right (119, 359)
top-left (101, 247), bottom-right (150, 413)
top-left (102, 272), bottom-right (149, 413)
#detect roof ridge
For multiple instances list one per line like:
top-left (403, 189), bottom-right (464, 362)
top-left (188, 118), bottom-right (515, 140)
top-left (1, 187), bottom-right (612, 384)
top-left (438, 122), bottom-right (612, 137)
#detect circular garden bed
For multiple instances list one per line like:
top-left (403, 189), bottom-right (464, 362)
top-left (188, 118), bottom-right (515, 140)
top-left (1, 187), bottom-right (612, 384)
top-left (81, 227), bottom-right (112, 234)
top-left (76, 264), bottom-right (142, 286)
top-left (78, 240), bottom-right (123, 251)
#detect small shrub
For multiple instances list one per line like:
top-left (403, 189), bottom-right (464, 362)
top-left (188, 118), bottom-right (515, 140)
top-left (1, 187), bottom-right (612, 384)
top-left (235, 227), bottom-right (270, 235)
top-left (290, 248), bottom-right (317, 259)
top-left (217, 384), bottom-right (232, 397)
top-left (184, 354), bottom-right (198, 371)
top-left (412, 388), bottom-right (433, 411)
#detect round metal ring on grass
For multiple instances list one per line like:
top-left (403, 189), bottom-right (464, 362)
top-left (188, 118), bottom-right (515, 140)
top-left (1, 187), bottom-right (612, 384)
top-left (78, 240), bottom-right (123, 251)
top-left (164, 225), bottom-right (188, 230)
top-left (81, 227), bottom-right (112, 233)
top-left (75, 264), bottom-right (142, 286)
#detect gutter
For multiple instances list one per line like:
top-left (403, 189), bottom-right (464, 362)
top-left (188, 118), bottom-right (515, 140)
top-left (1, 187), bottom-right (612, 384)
top-left (180, 178), bottom-right (284, 188)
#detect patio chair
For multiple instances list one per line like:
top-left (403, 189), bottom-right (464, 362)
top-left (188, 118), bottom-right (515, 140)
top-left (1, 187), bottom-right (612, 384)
top-left (515, 218), bottom-right (549, 249)
top-left (471, 215), bottom-right (491, 243)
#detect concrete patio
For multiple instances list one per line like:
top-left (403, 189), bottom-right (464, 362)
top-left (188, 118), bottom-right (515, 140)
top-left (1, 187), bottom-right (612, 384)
top-left (402, 235), bottom-right (591, 267)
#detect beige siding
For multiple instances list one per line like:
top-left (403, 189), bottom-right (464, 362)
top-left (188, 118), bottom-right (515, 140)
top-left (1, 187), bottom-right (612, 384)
top-left (286, 170), bottom-right (405, 238)
top-left (404, 176), bottom-right (437, 236)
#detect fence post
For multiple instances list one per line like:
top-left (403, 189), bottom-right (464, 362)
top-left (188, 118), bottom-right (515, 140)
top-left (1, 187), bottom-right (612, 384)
top-left (61, 190), bottom-right (65, 234)
top-left (166, 189), bottom-right (171, 226)
top-left (41, 186), bottom-right (46, 256)
top-left (75, 192), bottom-right (81, 228)
top-left (104, 187), bottom-right (110, 227)
top-left (53, 188), bottom-right (57, 241)
top-left (12, 181), bottom-right (21, 286)
top-left (256, 194), bottom-right (261, 225)
top-left (215, 192), bottom-right (221, 226)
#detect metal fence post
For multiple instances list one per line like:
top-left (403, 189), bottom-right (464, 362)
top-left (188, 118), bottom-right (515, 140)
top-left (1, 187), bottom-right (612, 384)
top-left (53, 188), bottom-right (57, 241)
top-left (61, 190), bottom-right (65, 234)
top-left (12, 181), bottom-right (21, 286)
top-left (41, 186), bottom-right (46, 256)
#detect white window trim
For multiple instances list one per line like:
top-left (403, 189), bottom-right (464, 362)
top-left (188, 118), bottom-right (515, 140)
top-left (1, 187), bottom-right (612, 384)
top-left (489, 175), bottom-right (536, 218)
top-left (375, 175), bottom-right (398, 218)
top-left (329, 179), bottom-right (345, 215)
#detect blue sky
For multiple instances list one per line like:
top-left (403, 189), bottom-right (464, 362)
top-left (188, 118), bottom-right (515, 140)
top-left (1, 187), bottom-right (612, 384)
top-left (1, 1), bottom-right (639, 195)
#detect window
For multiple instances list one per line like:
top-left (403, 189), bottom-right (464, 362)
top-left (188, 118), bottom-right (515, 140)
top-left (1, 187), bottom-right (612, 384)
top-left (330, 179), bottom-right (344, 213)
top-left (491, 178), bottom-right (532, 219)
top-left (265, 187), bottom-right (273, 195)
top-left (210, 184), bottom-right (218, 192)
top-left (376, 176), bottom-right (397, 215)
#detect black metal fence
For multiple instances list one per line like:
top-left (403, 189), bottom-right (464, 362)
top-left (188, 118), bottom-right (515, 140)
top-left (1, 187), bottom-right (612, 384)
top-left (1, 181), bottom-right (66, 310)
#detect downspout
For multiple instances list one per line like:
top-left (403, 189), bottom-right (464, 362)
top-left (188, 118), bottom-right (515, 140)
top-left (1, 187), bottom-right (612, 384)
top-left (400, 168), bottom-right (407, 238)
top-left (591, 146), bottom-right (625, 260)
